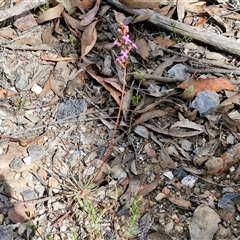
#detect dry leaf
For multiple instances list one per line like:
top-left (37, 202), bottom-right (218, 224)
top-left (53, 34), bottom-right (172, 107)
top-left (113, 10), bottom-right (126, 23)
top-left (69, 0), bottom-right (93, 10)
top-left (50, 61), bottom-right (69, 98)
top-left (169, 196), bottom-right (191, 208)
top-left (177, 77), bottom-right (235, 95)
top-left (195, 15), bottom-right (207, 28)
top-left (193, 139), bottom-right (220, 166)
top-left (86, 66), bottom-right (122, 106)
top-left (122, 90), bottom-right (131, 122)
top-left (143, 123), bottom-right (204, 138)
top-left (132, 110), bottom-right (167, 128)
top-left (222, 105), bottom-right (240, 132)
top-left (79, 0), bottom-right (101, 27)
top-left (135, 38), bottom-right (150, 60)
top-left (62, 11), bottom-right (83, 35)
top-left (132, 9), bottom-right (155, 24)
top-left (138, 166), bottom-right (160, 197)
top-left (37, 4), bottom-right (64, 24)
top-left (0, 89), bottom-right (18, 98)
top-left (8, 203), bottom-right (35, 223)
top-left (81, 20), bottom-right (98, 57)
top-left (39, 72), bottom-right (53, 100)
top-left (158, 146), bottom-right (176, 169)
top-left (153, 36), bottom-right (176, 48)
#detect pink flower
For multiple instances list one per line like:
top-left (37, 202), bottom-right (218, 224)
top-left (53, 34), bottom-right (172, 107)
top-left (122, 34), bottom-right (132, 45)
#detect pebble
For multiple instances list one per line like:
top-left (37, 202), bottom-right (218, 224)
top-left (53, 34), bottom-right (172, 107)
top-left (23, 156), bottom-right (31, 165)
top-left (15, 70), bottom-right (28, 91)
top-left (181, 175), bottom-right (198, 188)
top-left (28, 145), bottom-right (45, 163)
top-left (9, 157), bottom-right (23, 170)
top-left (162, 187), bottom-right (171, 195)
top-left (31, 83), bottom-right (43, 95)
top-left (0, 225), bottom-right (13, 240)
top-left (21, 190), bottom-right (35, 200)
top-left (163, 170), bottom-right (174, 180)
top-left (34, 185), bottom-right (45, 198)
top-left (47, 177), bottom-right (59, 188)
top-left (155, 193), bottom-right (166, 202)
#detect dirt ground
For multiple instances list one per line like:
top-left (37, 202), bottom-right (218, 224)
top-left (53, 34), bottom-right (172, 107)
top-left (1, 0), bottom-right (240, 240)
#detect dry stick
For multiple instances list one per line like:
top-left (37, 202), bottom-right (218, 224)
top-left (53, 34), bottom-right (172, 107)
top-left (107, 0), bottom-right (240, 56)
top-left (0, 0), bottom-right (48, 22)
top-left (93, 67), bottom-right (127, 182)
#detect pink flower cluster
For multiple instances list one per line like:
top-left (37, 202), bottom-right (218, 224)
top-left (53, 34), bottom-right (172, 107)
top-left (113, 23), bottom-right (137, 67)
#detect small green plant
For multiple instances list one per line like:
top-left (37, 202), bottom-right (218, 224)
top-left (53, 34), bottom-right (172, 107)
top-left (127, 197), bottom-right (140, 236)
top-left (170, 22), bottom-right (192, 43)
top-left (130, 90), bottom-right (141, 106)
top-left (39, 1), bottom-right (50, 12)
top-left (15, 95), bottom-right (27, 110)
top-left (69, 34), bottom-right (76, 48)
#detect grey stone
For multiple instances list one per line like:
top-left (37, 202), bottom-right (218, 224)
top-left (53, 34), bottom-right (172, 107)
top-left (34, 185), bottom-right (45, 197)
top-left (9, 157), bottom-right (23, 170)
top-left (15, 70), bottom-right (28, 91)
top-left (27, 145), bottom-right (45, 163)
top-left (0, 225), bottom-right (13, 240)
top-left (21, 190), bottom-right (35, 200)
top-left (56, 99), bottom-right (87, 121)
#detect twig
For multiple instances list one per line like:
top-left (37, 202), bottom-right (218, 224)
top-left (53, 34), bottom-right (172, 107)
top-left (0, 0), bottom-right (48, 22)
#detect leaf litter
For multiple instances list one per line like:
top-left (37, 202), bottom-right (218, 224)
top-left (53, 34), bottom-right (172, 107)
top-left (1, 0), bottom-right (240, 239)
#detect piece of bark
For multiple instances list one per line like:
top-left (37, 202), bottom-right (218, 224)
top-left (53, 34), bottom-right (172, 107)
top-left (107, 0), bottom-right (240, 56)
top-left (0, 0), bottom-right (48, 22)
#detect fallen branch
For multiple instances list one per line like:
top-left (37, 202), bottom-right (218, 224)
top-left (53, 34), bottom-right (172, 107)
top-left (0, 0), bottom-right (48, 22)
top-left (107, 0), bottom-right (240, 56)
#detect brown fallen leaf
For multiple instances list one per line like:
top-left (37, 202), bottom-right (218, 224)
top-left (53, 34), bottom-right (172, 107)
top-left (69, 0), bottom-right (93, 10)
top-left (37, 4), bottom-right (64, 24)
top-left (132, 109), bottom-right (168, 128)
top-left (38, 72), bottom-right (53, 100)
top-left (153, 36), bottom-right (176, 48)
top-left (0, 89), bottom-right (18, 98)
top-left (177, 77), bottom-right (235, 96)
top-left (168, 196), bottom-right (191, 209)
top-left (8, 203), bottom-right (35, 223)
top-left (222, 105), bottom-right (240, 132)
top-left (158, 145), bottom-right (176, 169)
top-left (40, 53), bottom-right (75, 62)
top-left (86, 66), bottom-right (122, 106)
top-left (79, 0), bottom-right (101, 27)
top-left (138, 166), bottom-right (160, 197)
top-left (132, 9), bottom-right (155, 24)
top-left (81, 20), bottom-right (98, 57)
top-left (143, 123), bottom-right (204, 138)
top-left (135, 38), bottom-right (150, 60)
top-left (193, 138), bottom-right (220, 166)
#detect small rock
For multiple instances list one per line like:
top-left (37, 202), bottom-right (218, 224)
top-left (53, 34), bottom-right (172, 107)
top-left (163, 170), bottom-right (174, 180)
top-left (37, 168), bottom-right (47, 180)
top-left (15, 70), bottom-right (28, 91)
top-left (164, 219), bottom-right (174, 233)
top-left (34, 185), bottom-right (45, 198)
top-left (47, 177), bottom-right (59, 188)
top-left (0, 225), bottom-right (13, 240)
top-left (23, 156), bottom-right (31, 165)
top-left (162, 187), bottom-right (171, 195)
top-left (31, 83), bottom-right (43, 95)
top-left (155, 193), bottom-right (166, 202)
top-left (21, 190), bottom-right (35, 200)
top-left (8, 203), bottom-right (35, 223)
top-left (56, 99), bottom-right (87, 121)
top-left (0, 213), bottom-right (4, 224)
top-left (28, 145), bottom-right (45, 163)
top-left (9, 157), bottom-right (23, 170)
top-left (181, 175), bottom-right (198, 188)
top-left (168, 63), bottom-right (191, 80)
top-left (189, 204), bottom-right (220, 240)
